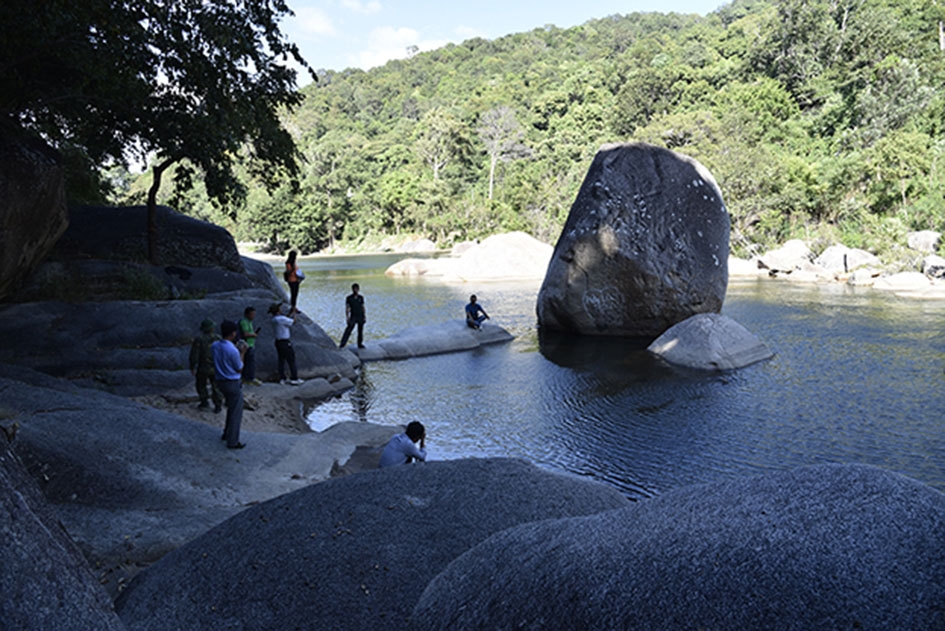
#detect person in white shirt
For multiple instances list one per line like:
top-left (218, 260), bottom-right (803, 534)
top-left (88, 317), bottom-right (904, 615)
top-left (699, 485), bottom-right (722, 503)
top-left (268, 302), bottom-right (303, 385)
top-left (379, 422), bottom-right (427, 467)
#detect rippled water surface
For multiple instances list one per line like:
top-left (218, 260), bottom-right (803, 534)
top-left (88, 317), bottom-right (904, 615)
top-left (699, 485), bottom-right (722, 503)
top-left (290, 254), bottom-right (945, 499)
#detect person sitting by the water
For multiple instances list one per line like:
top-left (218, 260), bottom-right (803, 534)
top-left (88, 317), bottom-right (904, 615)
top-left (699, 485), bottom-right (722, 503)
top-left (378, 421), bottom-right (427, 468)
top-left (465, 294), bottom-right (490, 329)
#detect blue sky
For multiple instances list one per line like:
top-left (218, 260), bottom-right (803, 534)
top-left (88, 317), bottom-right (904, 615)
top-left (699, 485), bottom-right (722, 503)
top-left (283, 0), bottom-right (729, 83)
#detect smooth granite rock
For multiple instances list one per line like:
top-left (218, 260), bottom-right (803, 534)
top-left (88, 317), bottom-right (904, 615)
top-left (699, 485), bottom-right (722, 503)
top-left (1, 436), bottom-right (125, 630)
top-left (873, 271), bottom-right (931, 292)
top-left (0, 365), bottom-right (400, 583)
top-left (0, 133), bottom-right (68, 301)
top-left (537, 142), bottom-right (729, 338)
top-left (114, 458), bottom-right (631, 631)
top-left (813, 244), bottom-right (879, 275)
top-left (412, 464), bottom-right (945, 631)
top-left (56, 204), bottom-right (243, 271)
top-left (351, 319), bottom-right (514, 361)
top-left (0, 294), bottom-right (357, 395)
top-left (647, 313), bottom-right (773, 370)
top-left (757, 239), bottom-right (812, 273)
top-left (385, 232), bottom-right (552, 281)
top-left (907, 230), bottom-right (941, 253)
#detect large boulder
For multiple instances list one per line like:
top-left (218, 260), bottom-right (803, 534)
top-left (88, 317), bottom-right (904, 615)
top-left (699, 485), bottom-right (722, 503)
top-left (385, 232), bottom-right (552, 282)
top-left (114, 458), bottom-right (630, 631)
top-left (55, 204), bottom-right (243, 272)
top-left (647, 313), bottom-right (773, 370)
top-left (412, 464), bottom-right (945, 630)
top-left (758, 239), bottom-right (813, 273)
top-left (536, 143), bottom-right (729, 338)
top-left (1, 435), bottom-right (125, 630)
top-left (813, 244), bottom-right (879, 275)
top-left (907, 230), bottom-right (941, 253)
top-left (0, 294), bottom-right (357, 396)
top-left (0, 134), bottom-right (68, 301)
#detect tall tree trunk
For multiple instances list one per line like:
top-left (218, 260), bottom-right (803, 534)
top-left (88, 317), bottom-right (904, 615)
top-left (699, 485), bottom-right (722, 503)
top-left (146, 158), bottom-right (176, 265)
top-left (488, 153), bottom-right (498, 201)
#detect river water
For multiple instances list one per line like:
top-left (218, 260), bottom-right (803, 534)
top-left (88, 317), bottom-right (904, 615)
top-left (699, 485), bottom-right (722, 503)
top-left (289, 254), bottom-right (945, 499)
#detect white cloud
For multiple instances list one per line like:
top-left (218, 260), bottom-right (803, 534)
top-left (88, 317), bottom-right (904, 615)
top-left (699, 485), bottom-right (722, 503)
top-left (341, 0), bottom-right (382, 15)
top-left (454, 25), bottom-right (485, 40)
top-left (350, 25), bottom-right (449, 69)
top-left (292, 6), bottom-right (335, 35)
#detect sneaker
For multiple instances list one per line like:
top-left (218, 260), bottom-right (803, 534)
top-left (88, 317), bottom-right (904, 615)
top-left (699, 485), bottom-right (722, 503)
top-left (357, 344), bottom-right (365, 349)
top-left (279, 379), bottom-right (288, 385)
top-left (289, 379), bottom-right (304, 385)
top-left (198, 401), bottom-right (209, 409)
top-left (250, 378), bottom-right (263, 386)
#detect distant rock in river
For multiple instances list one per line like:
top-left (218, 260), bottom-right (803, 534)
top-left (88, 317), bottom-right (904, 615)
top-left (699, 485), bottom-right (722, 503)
top-left (537, 142), bottom-right (729, 338)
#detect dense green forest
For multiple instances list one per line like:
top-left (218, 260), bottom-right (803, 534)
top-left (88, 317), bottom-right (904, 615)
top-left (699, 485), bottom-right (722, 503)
top-left (118, 0), bottom-right (945, 260)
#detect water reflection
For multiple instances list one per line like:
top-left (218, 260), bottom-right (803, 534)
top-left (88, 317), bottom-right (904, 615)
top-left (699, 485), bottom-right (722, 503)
top-left (290, 255), bottom-right (945, 499)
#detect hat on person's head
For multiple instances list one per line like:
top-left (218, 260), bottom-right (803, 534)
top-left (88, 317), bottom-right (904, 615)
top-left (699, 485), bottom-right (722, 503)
top-left (200, 318), bottom-right (214, 333)
top-left (268, 302), bottom-right (283, 315)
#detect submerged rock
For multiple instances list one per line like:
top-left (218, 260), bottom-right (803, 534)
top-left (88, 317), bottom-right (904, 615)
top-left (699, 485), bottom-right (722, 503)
top-left (647, 313), bottom-right (773, 370)
top-left (412, 464), bottom-right (945, 630)
top-left (537, 142), bottom-right (729, 338)
top-left (115, 458), bottom-right (630, 631)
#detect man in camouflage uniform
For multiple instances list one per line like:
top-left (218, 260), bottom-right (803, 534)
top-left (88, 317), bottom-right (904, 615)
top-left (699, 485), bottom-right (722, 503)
top-left (189, 318), bottom-right (223, 412)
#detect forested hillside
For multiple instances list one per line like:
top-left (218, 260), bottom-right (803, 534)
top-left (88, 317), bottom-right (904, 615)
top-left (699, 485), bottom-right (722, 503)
top-left (123, 0), bottom-right (945, 259)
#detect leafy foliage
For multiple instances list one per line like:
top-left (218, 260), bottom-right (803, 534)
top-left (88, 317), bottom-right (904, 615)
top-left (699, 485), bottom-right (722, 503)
top-left (1, 0), bottom-right (311, 259)
top-left (122, 0), bottom-right (944, 256)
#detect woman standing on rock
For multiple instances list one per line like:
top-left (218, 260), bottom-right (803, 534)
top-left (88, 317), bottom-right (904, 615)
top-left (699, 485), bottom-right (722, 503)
top-left (284, 250), bottom-right (304, 310)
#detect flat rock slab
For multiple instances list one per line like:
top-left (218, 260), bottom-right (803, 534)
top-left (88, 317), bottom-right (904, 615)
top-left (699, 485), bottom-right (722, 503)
top-left (0, 365), bottom-right (399, 578)
top-left (351, 319), bottom-right (513, 361)
top-left (114, 458), bottom-right (630, 631)
top-left (647, 312), bottom-right (773, 370)
top-left (412, 464), bottom-right (945, 630)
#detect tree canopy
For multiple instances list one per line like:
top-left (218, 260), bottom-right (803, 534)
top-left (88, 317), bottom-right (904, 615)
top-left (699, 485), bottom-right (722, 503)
top-left (90, 0), bottom-right (945, 259)
top-left (1, 0), bottom-right (312, 259)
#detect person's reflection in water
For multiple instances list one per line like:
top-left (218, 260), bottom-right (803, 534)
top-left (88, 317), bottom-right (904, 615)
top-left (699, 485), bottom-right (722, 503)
top-left (349, 367), bottom-right (375, 422)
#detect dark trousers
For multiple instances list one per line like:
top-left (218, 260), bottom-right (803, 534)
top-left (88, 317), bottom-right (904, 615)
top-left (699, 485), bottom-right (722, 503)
top-left (275, 339), bottom-right (298, 380)
top-left (288, 281), bottom-right (300, 309)
top-left (340, 319), bottom-right (364, 347)
top-left (242, 346), bottom-right (256, 381)
top-left (195, 370), bottom-right (222, 407)
top-left (217, 379), bottom-right (243, 447)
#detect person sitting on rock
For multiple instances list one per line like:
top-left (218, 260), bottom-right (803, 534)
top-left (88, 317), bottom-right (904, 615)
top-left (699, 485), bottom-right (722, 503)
top-left (465, 294), bottom-right (490, 329)
top-left (379, 421), bottom-right (427, 468)
top-left (212, 320), bottom-right (247, 449)
top-left (269, 302), bottom-right (303, 385)
top-left (189, 318), bottom-right (222, 413)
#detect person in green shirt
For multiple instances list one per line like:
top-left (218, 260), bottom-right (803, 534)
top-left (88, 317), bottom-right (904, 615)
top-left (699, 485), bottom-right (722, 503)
top-left (238, 306), bottom-right (262, 385)
top-left (189, 318), bottom-right (222, 412)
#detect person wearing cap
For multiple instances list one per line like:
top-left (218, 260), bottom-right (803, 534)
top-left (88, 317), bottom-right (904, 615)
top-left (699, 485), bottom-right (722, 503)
top-left (189, 318), bottom-right (222, 412)
top-left (212, 320), bottom-right (248, 449)
top-left (269, 302), bottom-right (303, 385)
